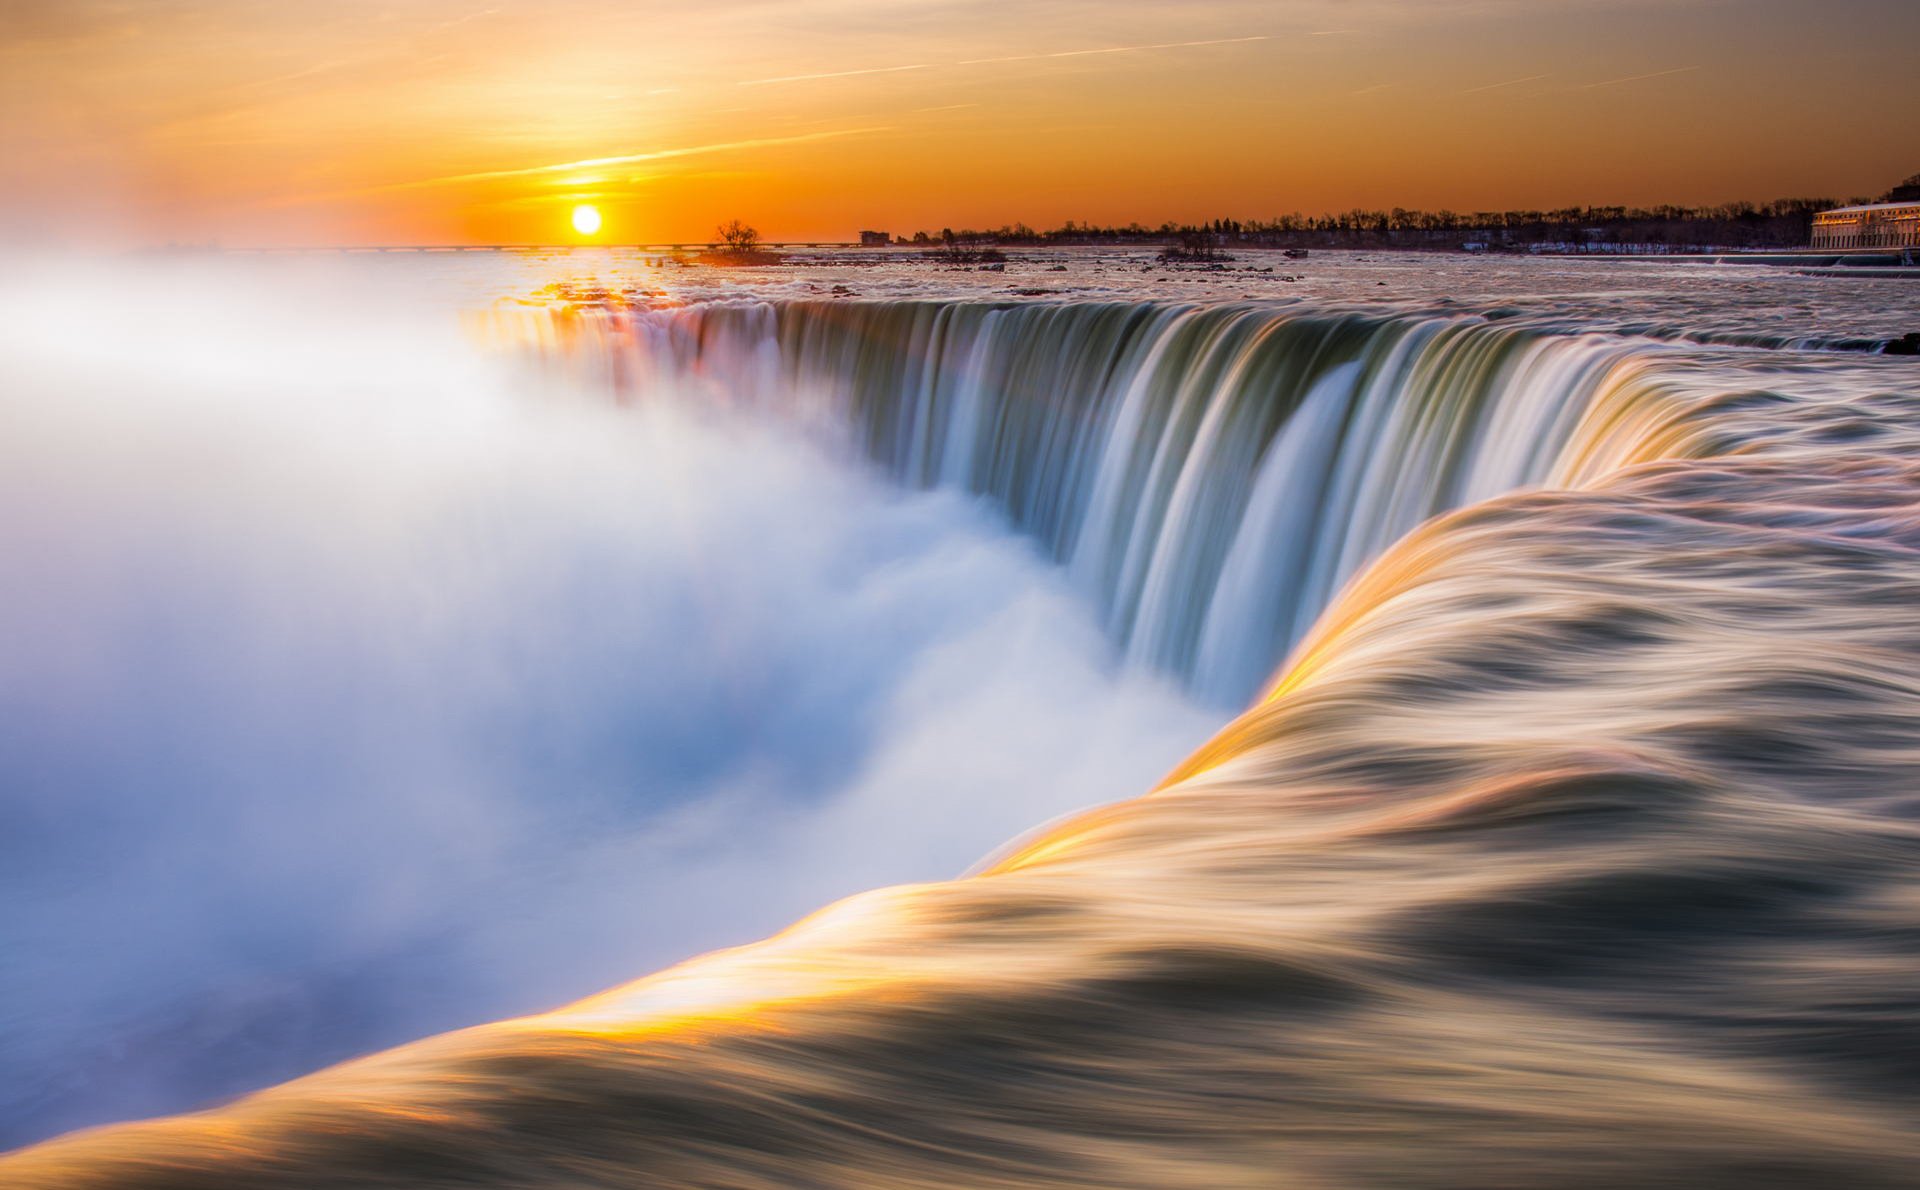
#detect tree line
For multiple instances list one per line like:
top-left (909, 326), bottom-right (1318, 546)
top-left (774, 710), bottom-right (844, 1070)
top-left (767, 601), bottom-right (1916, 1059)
top-left (891, 179), bottom-right (1917, 253)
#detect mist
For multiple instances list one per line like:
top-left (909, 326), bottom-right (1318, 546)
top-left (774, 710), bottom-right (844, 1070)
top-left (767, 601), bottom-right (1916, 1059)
top-left (0, 257), bottom-right (1218, 1147)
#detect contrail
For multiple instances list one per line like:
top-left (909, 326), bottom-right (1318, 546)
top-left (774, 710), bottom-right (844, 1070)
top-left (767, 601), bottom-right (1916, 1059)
top-left (1584, 65), bottom-right (1700, 88)
top-left (1459, 73), bottom-right (1549, 95)
top-left (956, 35), bottom-right (1269, 66)
top-left (740, 64), bottom-right (933, 87)
top-left (733, 35), bottom-right (1269, 89)
top-left (296, 127), bottom-right (894, 200)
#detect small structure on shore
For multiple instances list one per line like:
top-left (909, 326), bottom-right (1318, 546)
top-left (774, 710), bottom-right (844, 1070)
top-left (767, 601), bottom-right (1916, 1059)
top-left (860, 230), bottom-right (891, 247)
top-left (1811, 202), bottom-right (1920, 250)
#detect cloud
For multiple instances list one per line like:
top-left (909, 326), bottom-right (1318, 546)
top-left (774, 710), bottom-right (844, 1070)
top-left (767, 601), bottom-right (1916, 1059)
top-left (313, 127), bottom-right (895, 197)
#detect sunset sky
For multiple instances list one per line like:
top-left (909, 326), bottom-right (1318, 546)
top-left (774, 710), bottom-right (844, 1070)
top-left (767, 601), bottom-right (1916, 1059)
top-left (4, 0), bottom-right (1915, 247)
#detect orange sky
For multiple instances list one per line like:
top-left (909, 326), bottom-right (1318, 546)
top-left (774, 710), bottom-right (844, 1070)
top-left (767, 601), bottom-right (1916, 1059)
top-left (3, 0), bottom-right (1915, 247)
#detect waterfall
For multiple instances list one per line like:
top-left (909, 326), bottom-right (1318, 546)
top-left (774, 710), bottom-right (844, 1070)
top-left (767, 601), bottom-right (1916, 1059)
top-left (17, 282), bottom-right (1920, 1190)
top-left (510, 300), bottom-right (1709, 704)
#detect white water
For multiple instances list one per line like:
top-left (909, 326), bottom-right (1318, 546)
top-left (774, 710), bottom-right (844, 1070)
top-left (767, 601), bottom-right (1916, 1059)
top-left (0, 261), bottom-right (1216, 1146)
top-left (522, 300), bottom-right (1705, 703)
top-left (3, 251), bottom-right (1916, 1168)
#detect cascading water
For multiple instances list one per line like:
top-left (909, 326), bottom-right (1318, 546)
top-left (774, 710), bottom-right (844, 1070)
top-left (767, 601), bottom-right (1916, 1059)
top-left (522, 300), bottom-right (1712, 703)
top-left (14, 269), bottom-right (1920, 1189)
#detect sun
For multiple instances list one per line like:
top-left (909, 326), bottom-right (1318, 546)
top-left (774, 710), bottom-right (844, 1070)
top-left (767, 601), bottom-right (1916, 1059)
top-left (571, 204), bottom-right (602, 237)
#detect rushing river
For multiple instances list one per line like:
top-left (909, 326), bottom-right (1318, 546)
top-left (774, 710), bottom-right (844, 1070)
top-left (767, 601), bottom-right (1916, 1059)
top-left (4, 249), bottom-right (1919, 1187)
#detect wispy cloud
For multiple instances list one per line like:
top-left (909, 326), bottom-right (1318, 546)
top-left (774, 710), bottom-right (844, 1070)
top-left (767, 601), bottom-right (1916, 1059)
top-left (740, 63), bottom-right (932, 86)
top-left (956, 35), bottom-right (1269, 66)
top-left (1459, 72), bottom-right (1548, 94)
top-left (205, 7), bottom-right (501, 108)
top-left (727, 35), bottom-right (1271, 92)
top-left (1583, 64), bottom-right (1700, 88)
top-left (220, 54), bottom-right (382, 97)
top-left (423, 6), bottom-right (501, 34)
top-left (304, 127), bottom-right (894, 200)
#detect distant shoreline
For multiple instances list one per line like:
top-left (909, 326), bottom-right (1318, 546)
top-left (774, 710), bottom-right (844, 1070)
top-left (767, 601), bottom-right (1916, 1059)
top-left (169, 243), bottom-right (1916, 266)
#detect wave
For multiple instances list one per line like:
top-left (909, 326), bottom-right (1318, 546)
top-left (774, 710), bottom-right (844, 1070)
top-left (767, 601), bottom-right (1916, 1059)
top-left (9, 295), bottom-right (1920, 1187)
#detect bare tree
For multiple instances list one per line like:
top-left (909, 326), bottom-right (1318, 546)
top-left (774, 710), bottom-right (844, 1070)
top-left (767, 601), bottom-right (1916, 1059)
top-left (715, 219), bottom-right (761, 255)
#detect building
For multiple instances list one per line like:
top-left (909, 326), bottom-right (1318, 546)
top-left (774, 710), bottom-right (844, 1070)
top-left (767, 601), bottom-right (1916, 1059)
top-left (859, 230), bottom-right (891, 247)
top-left (1810, 202), bottom-right (1920, 250)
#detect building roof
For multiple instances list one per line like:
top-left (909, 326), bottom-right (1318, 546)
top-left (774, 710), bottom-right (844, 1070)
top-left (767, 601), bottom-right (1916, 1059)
top-left (1820, 201), bottom-right (1920, 215)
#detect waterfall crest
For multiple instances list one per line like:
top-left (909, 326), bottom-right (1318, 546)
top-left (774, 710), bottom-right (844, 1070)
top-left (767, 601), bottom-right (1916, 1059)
top-left (522, 300), bottom-right (1720, 703)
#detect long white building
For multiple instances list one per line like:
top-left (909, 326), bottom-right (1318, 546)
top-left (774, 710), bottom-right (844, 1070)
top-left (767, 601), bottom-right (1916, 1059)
top-left (1811, 201), bottom-right (1920, 250)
